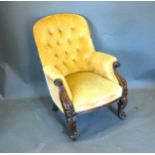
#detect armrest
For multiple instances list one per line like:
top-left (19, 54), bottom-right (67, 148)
top-left (90, 51), bottom-right (119, 84)
top-left (43, 65), bottom-right (73, 101)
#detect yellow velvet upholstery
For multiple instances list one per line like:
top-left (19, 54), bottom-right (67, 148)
top-left (66, 72), bottom-right (122, 113)
top-left (33, 13), bottom-right (122, 113)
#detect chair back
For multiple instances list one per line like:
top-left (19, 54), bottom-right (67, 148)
top-left (33, 14), bottom-right (95, 75)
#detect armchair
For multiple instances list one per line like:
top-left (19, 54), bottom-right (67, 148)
top-left (33, 13), bottom-right (128, 140)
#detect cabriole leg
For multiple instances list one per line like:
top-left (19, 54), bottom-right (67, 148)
top-left (113, 62), bottom-right (128, 120)
top-left (118, 96), bottom-right (128, 120)
top-left (54, 79), bottom-right (77, 140)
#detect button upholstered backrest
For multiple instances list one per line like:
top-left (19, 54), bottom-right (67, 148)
top-left (33, 14), bottom-right (95, 76)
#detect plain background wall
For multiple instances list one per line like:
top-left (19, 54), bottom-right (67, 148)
top-left (0, 1), bottom-right (155, 99)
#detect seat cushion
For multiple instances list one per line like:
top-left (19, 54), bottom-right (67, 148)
top-left (66, 72), bottom-right (122, 113)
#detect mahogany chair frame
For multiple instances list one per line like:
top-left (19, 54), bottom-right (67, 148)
top-left (53, 61), bottom-right (128, 141)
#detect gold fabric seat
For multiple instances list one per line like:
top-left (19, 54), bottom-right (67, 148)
top-left (66, 72), bottom-right (122, 113)
top-left (33, 13), bottom-right (128, 140)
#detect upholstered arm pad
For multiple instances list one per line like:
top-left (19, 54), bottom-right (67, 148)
top-left (90, 51), bottom-right (119, 84)
top-left (43, 66), bottom-right (73, 100)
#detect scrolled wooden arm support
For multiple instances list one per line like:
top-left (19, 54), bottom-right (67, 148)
top-left (54, 79), bottom-right (77, 140)
top-left (113, 62), bottom-right (127, 95)
top-left (113, 61), bottom-right (128, 120)
top-left (54, 79), bottom-right (76, 116)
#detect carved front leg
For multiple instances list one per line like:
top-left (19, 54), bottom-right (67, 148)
top-left (118, 78), bottom-right (128, 120)
top-left (67, 115), bottom-right (78, 141)
top-left (64, 101), bottom-right (78, 141)
top-left (118, 96), bottom-right (127, 119)
top-left (64, 101), bottom-right (78, 140)
top-left (54, 79), bottom-right (78, 141)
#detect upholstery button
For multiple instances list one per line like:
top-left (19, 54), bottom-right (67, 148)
top-left (47, 42), bottom-right (51, 47)
top-left (65, 50), bottom-right (68, 54)
top-left (62, 61), bottom-right (66, 65)
top-left (71, 27), bottom-right (75, 31)
top-left (54, 54), bottom-right (58, 58)
top-left (48, 29), bottom-right (53, 36)
top-left (72, 58), bottom-right (76, 62)
top-left (76, 47), bottom-right (79, 52)
top-left (57, 41), bottom-right (60, 46)
top-left (58, 29), bottom-right (62, 34)
top-left (67, 39), bottom-right (71, 43)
